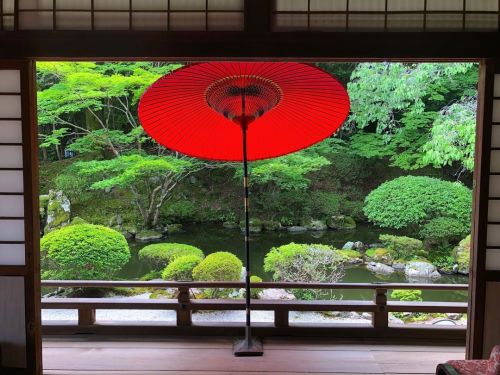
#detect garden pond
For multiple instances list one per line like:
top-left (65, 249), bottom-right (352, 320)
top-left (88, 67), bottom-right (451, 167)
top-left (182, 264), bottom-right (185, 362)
top-left (119, 223), bottom-right (468, 303)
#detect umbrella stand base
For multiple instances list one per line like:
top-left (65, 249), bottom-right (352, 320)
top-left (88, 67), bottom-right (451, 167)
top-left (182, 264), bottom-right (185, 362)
top-left (233, 337), bottom-right (263, 357)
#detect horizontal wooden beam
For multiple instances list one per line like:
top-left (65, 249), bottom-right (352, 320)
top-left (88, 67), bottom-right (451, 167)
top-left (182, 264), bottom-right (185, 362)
top-left (0, 31), bottom-right (500, 60)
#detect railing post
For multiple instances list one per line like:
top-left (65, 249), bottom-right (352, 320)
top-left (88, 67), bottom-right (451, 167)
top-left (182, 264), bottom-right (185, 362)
top-left (177, 286), bottom-right (192, 327)
top-left (274, 308), bottom-right (289, 328)
top-left (372, 288), bottom-right (388, 330)
top-left (78, 308), bottom-right (96, 326)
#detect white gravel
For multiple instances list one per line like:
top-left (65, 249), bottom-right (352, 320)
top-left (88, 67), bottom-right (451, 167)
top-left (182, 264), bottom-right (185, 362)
top-left (41, 292), bottom-right (372, 324)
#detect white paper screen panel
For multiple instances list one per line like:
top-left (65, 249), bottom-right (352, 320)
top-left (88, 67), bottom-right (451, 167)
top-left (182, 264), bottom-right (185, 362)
top-left (494, 100), bottom-right (500, 122)
top-left (489, 200), bottom-right (500, 222)
top-left (0, 276), bottom-right (27, 368)
top-left (0, 145), bottom-right (23, 168)
top-left (491, 150), bottom-right (500, 173)
top-left (495, 75), bottom-right (500, 97)
top-left (493, 126), bottom-right (500, 148)
top-left (486, 249), bottom-right (500, 270)
top-left (487, 225), bottom-right (500, 247)
top-left (0, 195), bottom-right (24, 217)
top-left (0, 121), bottom-right (23, 143)
top-left (489, 175), bottom-right (500, 197)
top-left (0, 170), bottom-right (24, 192)
top-left (17, 0), bottom-right (245, 30)
top-left (0, 244), bottom-right (26, 265)
top-left (273, 0), bottom-right (499, 31)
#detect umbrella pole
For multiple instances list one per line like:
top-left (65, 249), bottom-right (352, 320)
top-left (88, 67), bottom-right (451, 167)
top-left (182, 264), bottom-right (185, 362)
top-left (233, 93), bottom-right (263, 357)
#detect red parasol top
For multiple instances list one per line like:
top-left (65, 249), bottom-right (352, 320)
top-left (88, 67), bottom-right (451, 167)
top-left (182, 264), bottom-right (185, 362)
top-left (138, 62), bottom-right (350, 161)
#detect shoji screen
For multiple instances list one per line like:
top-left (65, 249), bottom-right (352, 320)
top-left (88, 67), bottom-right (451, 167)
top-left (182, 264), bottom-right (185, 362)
top-left (481, 67), bottom-right (500, 358)
top-left (0, 61), bottom-right (41, 374)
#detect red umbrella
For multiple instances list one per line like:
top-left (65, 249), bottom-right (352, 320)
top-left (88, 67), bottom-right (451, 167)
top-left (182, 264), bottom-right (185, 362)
top-left (139, 62), bottom-right (350, 355)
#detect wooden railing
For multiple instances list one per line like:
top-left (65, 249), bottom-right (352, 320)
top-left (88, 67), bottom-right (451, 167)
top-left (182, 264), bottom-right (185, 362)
top-left (40, 280), bottom-right (469, 342)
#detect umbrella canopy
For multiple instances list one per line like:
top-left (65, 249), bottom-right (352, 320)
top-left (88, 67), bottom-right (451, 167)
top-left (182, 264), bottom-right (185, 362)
top-left (138, 61), bottom-right (350, 356)
top-left (138, 62), bottom-right (350, 161)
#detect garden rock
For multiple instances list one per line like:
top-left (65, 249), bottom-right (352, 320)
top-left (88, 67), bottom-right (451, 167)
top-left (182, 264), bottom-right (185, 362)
top-left (327, 215), bottom-right (356, 230)
top-left (342, 241), bottom-right (355, 250)
top-left (44, 190), bottom-right (71, 233)
top-left (166, 223), bottom-right (182, 234)
top-left (258, 288), bottom-right (295, 300)
top-left (262, 220), bottom-right (282, 231)
top-left (223, 221), bottom-right (239, 229)
top-left (287, 226), bottom-right (307, 233)
top-left (367, 262), bottom-right (394, 275)
top-left (353, 241), bottom-right (364, 250)
top-left (405, 261), bottom-right (441, 280)
top-left (306, 219), bottom-right (327, 231)
top-left (392, 262), bottom-right (406, 271)
top-left (136, 230), bottom-right (163, 242)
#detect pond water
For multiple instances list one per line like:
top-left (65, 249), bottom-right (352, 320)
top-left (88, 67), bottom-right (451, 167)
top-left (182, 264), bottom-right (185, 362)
top-left (119, 223), bottom-right (468, 302)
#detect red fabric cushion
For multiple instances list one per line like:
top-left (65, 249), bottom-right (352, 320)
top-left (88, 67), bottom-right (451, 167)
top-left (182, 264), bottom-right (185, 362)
top-left (486, 345), bottom-right (500, 375)
top-left (446, 359), bottom-right (488, 374)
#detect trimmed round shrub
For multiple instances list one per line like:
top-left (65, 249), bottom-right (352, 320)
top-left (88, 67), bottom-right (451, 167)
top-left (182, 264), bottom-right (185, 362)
top-left (161, 255), bottom-right (203, 281)
top-left (192, 252), bottom-right (242, 282)
top-left (250, 275), bottom-right (263, 298)
top-left (138, 243), bottom-right (204, 269)
top-left (379, 234), bottom-right (423, 260)
top-left (419, 217), bottom-right (468, 248)
top-left (364, 176), bottom-right (472, 234)
top-left (40, 223), bottom-right (130, 280)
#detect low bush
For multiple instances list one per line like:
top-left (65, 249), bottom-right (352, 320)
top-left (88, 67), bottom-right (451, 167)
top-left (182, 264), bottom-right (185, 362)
top-left (250, 275), bottom-right (263, 298)
top-left (264, 242), bottom-right (345, 299)
top-left (364, 176), bottom-right (472, 234)
top-left (161, 255), bottom-right (203, 281)
top-left (379, 234), bottom-right (423, 260)
top-left (138, 243), bottom-right (204, 269)
top-left (390, 289), bottom-right (425, 321)
top-left (192, 252), bottom-right (243, 298)
top-left (419, 217), bottom-right (468, 248)
top-left (40, 223), bottom-right (130, 280)
top-left (336, 249), bottom-right (362, 259)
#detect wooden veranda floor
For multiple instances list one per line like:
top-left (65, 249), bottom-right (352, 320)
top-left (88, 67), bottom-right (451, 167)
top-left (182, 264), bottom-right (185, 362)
top-left (42, 336), bottom-right (464, 375)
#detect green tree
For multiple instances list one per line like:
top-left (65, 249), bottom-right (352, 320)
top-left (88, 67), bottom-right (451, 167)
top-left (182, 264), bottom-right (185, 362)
top-left (37, 62), bottom-right (182, 158)
top-left (60, 154), bottom-right (200, 229)
top-left (346, 63), bottom-right (478, 173)
top-left (364, 176), bottom-right (472, 235)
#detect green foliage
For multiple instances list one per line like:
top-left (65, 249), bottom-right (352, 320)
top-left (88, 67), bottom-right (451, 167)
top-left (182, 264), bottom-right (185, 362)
top-left (250, 275), bottom-right (263, 298)
top-left (192, 252), bottom-right (242, 298)
top-left (423, 97), bottom-right (477, 172)
top-left (138, 243), bottom-right (204, 270)
top-left (246, 151), bottom-right (330, 191)
top-left (192, 252), bottom-right (242, 282)
top-left (309, 191), bottom-right (341, 219)
top-left (379, 234), bottom-right (423, 260)
top-left (364, 176), bottom-right (472, 234)
top-left (336, 249), bottom-right (362, 259)
top-left (40, 224), bottom-right (130, 280)
top-left (419, 217), bottom-right (469, 248)
top-left (264, 243), bottom-right (345, 299)
top-left (347, 63), bottom-right (478, 171)
top-left (161, 255), bottom-right (203, 281)
top-left (390, 289), bottom-right (423, 302)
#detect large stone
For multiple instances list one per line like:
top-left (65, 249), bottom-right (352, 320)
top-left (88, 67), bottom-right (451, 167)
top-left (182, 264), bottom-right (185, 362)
top-left (258, 288), bottom-right (295, 300)
top-left (342, 241), bottom-right (355, 250)
top-left (136, 230), bottom-right (163, 242)
top-left (287, 226), bottom-right (307, 233)
top-left (367, 262), bottom-right (395, 275)
top-left (223, 221), bottom-right (239, 229)
top-left (240, 219), bottom-right (263, 233)
top-left (405, 261), bottom-right (441, 280)
top-left (262, 220), bottom-right (282, 231)
top-left (44, 190), bottom-right (71, 233)
top-left (306, 219), bottom-right (327, 231)
top-left (365, 248), bottom-right (395, 265)
top-left (453, 235), bottom-right (471, 275)
top-left (327, 215), bottom-right (356, 230)
top-left (353, 241), bottom-right (364, 250)
top-left (166, 223), bottom-right (182, 234)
